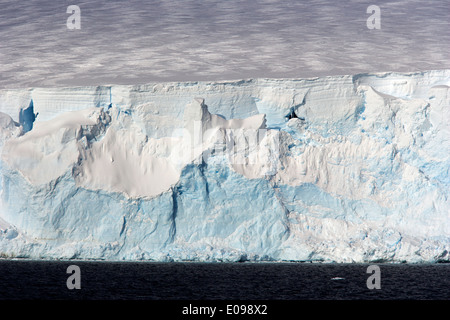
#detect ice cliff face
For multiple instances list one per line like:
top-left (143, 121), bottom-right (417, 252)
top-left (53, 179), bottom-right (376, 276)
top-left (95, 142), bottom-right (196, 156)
top-left (0, 70), bottom-right (449, 262)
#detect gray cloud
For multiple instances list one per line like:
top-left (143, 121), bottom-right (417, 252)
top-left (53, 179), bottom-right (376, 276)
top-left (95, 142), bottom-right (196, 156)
top-left (0, 0), bottom-right (448, 88)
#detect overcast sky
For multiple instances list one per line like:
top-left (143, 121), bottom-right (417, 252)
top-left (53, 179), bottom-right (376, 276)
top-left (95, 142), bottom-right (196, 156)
top-left (0, 0), bottom-right (449, 88)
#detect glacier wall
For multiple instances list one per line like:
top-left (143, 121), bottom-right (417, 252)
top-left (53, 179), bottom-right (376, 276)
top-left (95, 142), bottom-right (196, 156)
top-left (0, 70), bottom-right (449, 262)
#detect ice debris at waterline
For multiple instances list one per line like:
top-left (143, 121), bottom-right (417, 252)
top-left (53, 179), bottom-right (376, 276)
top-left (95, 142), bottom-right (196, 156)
top-left (0, 70), bottom-right (449, 262)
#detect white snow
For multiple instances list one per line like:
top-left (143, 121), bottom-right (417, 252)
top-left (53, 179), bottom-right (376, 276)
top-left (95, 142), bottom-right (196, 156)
top-left (0, 70), bottom-right (449, 262)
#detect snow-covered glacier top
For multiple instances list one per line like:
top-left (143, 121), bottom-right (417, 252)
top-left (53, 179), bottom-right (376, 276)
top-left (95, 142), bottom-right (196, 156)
top-left (0, 70), bottom-right (449, 262)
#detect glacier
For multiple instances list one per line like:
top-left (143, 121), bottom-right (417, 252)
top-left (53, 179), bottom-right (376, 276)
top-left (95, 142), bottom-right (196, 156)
top-left (0, 70), bottom-right (449, 263)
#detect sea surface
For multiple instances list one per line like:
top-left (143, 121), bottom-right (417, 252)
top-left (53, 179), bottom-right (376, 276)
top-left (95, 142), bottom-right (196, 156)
top-left (0, 260), bottom-right (448, 300)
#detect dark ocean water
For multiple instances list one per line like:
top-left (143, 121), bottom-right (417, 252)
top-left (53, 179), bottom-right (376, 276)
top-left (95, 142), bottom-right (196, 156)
top-left (0, 260), bottom-right (448, 301)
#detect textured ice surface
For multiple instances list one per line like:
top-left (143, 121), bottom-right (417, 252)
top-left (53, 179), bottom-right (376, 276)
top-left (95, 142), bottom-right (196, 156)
top-left (0, 70), bottom-right (449, 262)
